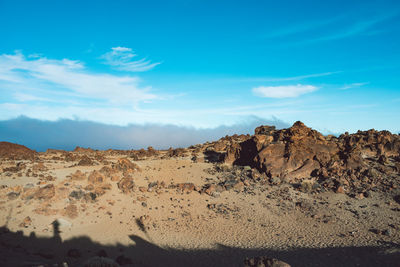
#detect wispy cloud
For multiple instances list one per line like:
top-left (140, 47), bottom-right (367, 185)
top-left (265, 12), bottom-right (399, 46)
top-left (101, 47), bottom-right (161, 72)
top-left (307, 13), bottom-right (398, 43)
top-left (230, 71), bottom-right (341, 83)
top-left (0, 51), bottom-right (156, 105)
top-left (340, 82), bottom-right (369, 90)
top-left (263, 16), bottom-right (341, 39)
top-left (13, 92), bottom-right (52, 102)
top-left (252, 84), bottom-right (318, 98)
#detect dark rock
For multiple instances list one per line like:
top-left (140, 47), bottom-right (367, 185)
top-left (97, 249), bottom-right (108, 257)
top-left (67, 248), bottom-right (81, 258)
top-left (116, 255), bottom-right (133, 265)
top-left (69, 190), bottom-right (85, 200)
top-left (84, 192), bottom-right (97, 202)
top-left (382, 229), bottom-right (392, 236)
top-left (244, 256), bottom-right (291, 267)
top-left (7, 192), bottom-right (20, 200)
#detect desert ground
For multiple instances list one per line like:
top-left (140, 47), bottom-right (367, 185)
top-left (0, 122), bottom-right (399, 267)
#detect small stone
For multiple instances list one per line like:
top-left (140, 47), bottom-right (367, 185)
top-left (336, 185), bottom-right (345, 194)
top-left (204, 184), bottom-right (216, 195)
top-left (382, 229), bottom-right (392, 236)
top-left (139, 187), bottom-right (147, 192)
top-left (356, 193), bottom-right (364, 200)
top-left (7, 192), bottom-right (20, 200)
top-left (19, 216), bottom-right (32, 228)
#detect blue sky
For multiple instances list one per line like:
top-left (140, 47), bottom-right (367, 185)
top-left (1, 0), bottom-right (400, 143)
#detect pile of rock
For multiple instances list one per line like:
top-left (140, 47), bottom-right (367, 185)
top-left (203, 121), bottom-right (400, 195)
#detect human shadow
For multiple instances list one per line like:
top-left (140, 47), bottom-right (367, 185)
top-left (0, 223), bottom-right (399, 267)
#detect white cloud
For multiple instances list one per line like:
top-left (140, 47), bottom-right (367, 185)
top-left (111, 46), bottom-right (132, 52)
top-left (101, 47), bottom-right (161, 72)
top-left (340, 82), bottom-right (369, 90)
top-left (13, 92), bottom-right (52, 102)
top-left (0, 51), bottom-right (156, 104)
top-left (252, 84), bottom-right (318, 98)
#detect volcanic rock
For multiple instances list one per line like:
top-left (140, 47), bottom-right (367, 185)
top-left (244, 256), bottom-right (291, 267)
top-left (113, 158), bottom-right (141, 173)
top-left (177, 182), bottom-right (195, 193)
top-left (0, 141), bottom-right (37, 160)
top-left (77, 155), bottom-right (94, 166)
top-left (117, 176), bottom-right (135, 193)
top-left (69, 170), bottom-right (86, 181)
top-left (221, 121), bottom-right (400, 194)
top-left (88, 171), bottom-right (105, 184)
top-left (19, 216), bottom-right (32, 228)
top-left (34, 184), bottom-right (56, 200)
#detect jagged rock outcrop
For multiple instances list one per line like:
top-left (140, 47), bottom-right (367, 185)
top-left (220, 121), bottom-right (400, 194)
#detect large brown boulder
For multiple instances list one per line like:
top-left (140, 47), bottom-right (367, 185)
top-left (254, 121), bottom-right (338, 181)
top-left (77, 155), bottom-right (94, 166)
top-left (113, 158), bottom-right (141, 173)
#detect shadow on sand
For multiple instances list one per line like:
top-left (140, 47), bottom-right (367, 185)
top-left (0, 222), bottom-right (399, 267)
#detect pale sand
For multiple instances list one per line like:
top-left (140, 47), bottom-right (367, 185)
top-left (0, 151), bottom-right (399, 266)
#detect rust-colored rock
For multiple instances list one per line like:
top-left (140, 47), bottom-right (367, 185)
top-left (88, 170), bottom-right (105, 184)
top-left (204, 184), bottom-right (216, 195)
top-left (118, 176), bottom-right (135, 193)
top-left (19, 216), bottom-right (32, 228)
top-left (70, 170), bottom-right (86, 181)
top-left (167, 148), bottom-right (187, 157)
top-left (113, 158), bottom-right (141, 173)
top-left (34, 184), bottom-right (55, 200)
top-left (0, 142), bottom-right (37, 160)
top-left (220, 121), bottom-right (400, 194)
top-left (177, 183), bottom-right (195, 193)
top-left (77, 155), bottom-right (94, 166)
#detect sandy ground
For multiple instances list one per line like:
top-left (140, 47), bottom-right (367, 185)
top-left (0, 151), bottom-right (399, 267)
